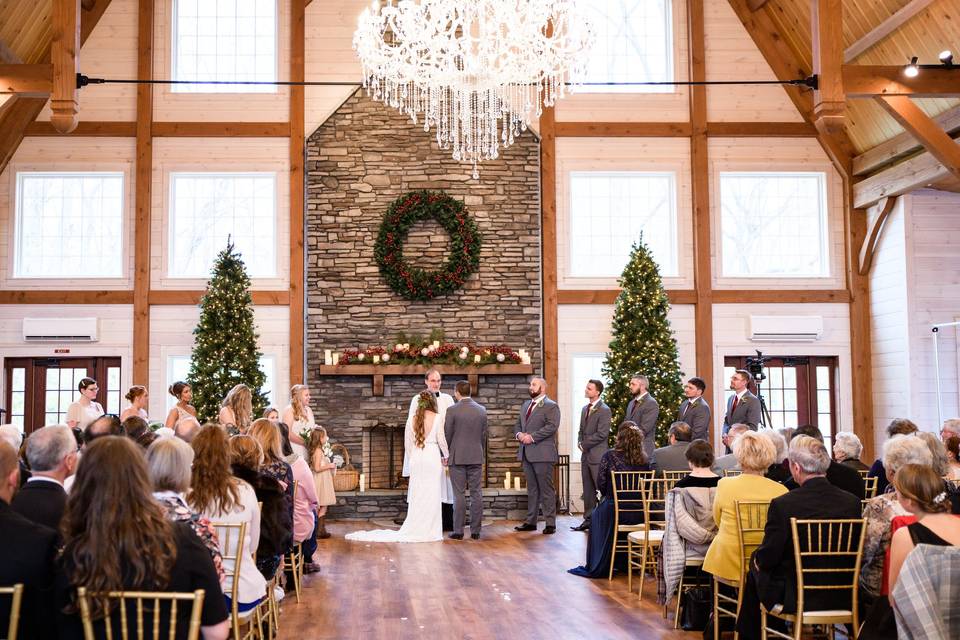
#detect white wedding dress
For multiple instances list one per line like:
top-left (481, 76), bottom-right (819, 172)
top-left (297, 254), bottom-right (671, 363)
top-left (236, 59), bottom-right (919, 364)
top-left (346, 413), bottom-right (447, 543)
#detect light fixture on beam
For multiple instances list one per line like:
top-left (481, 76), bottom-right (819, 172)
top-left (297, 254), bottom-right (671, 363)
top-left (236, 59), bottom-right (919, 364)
top-left (940, 50), bottom-right (954, 67)
top-left (903, 56), bottom-right (920, 78)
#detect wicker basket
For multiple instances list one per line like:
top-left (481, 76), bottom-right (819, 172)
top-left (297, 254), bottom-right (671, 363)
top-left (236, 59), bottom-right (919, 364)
top-left (331, 443), bottom-right (359, 492)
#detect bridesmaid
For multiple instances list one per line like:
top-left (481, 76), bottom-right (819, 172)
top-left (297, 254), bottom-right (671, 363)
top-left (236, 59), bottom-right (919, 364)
top-left (164, 381), bottom-right (197, 429)
top-left (120, 385), bottom-right (149, 422)
top-left (219, 384), bottom-right (253, 435)
top-left (282, 385), bottom-right (315, 460)
top-left (65, 378), bottom-right (104, 430)
top-left (306, 426), bottom-right (337, 539)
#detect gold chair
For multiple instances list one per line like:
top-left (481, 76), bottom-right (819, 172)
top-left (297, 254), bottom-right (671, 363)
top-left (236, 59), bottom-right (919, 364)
top-left (862, 476), bottom-right (878, 499)
top-left (0, 584), bottom-right (24, 640)
top-left (606, 470), bottom-right (654, 581)
top-left (761, 518), bottom-right (867, 640)
top-left (671, 558), bottom-right (706, 629)
top-left (285, 480), bottom-right (304, 604)
top-left (663, 470), bottom-right (691, 483)
top-left (713, 500), bottom-right (772, 640)
top-left (724, 469), bottom-right (743, 477)
top-left (76, 587), bottom-right (205, 640)
top-left (212, 520), bottom-right (263, 640)
top-left (856, 469), bottom-right (869, 479)
top-left (627, 476), bottom-right (676, 600)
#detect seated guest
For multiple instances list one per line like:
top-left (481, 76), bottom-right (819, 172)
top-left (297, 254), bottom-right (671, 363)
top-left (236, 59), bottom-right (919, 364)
top-left (942, 418), bottom-right (960, 443)
top-left (278, 422), bottom-right (321, 574)
top-left (0, 440), bottom-right (59, 639)
top-left (229, 435), bottom-right (292, 581)
top-left (833, 431), bottom-right (869, 471)
top-left (946, 436), bottom-right (960, 481)
top-left (735, 436), bottom-right (862, 640)
top-left (123, 414), bottom-right (157, 450)
top-left (870, 418), bottom-right (919, 494)
top-left (0, 425), bottom-right (30, 486)
top-left (83, 413), bottom-right (124, 444)
top-left (713, 423), bottom-right (750, 473)
top-left (675, 439), bottom-right (720, 489)
top-left (784, 425), bottom-right (864, 499)
top-left (759, 430), bottom-right (791, 483)
top-left (189, 425), bottom-right (267, 616)
top-left (777, 428), bottom-right (795, 444)
top-left (568, 422), bottom-right (650, 578)
top-left (703, 432), bottom-right (787, 584)
top-left (11, 424), bottom-right (75, 531)
top-left (55, 436), bottom-right (229, 640)
top-left (249, 419), bottom-right (295, 499)
top-left (146, 437), bottom-right (224, 582)
top-left (652, 421), bottom-right (694, 474)
top-left (916, 431), bottom-right (960, 513)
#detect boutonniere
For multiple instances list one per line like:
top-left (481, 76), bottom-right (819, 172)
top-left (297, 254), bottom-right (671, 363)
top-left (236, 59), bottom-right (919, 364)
top-left (535, 399), bottom-right (544, 409)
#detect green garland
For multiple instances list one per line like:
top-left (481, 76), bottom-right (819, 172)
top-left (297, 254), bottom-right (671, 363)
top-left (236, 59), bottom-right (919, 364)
top-left (374, 190), bottom-right (482, 301)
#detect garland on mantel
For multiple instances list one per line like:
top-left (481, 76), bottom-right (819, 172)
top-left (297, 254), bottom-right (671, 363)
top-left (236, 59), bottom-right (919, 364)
top-left (338, 341), bottom-right (524, 367)
top-left (374, 190), bottom-right (482, 301)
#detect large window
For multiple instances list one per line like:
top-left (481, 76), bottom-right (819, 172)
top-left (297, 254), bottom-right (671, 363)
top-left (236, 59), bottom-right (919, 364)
top-left (167, 354), bottom-right (277, 411)
top-left (719, 172), bottom-right (829, 278)
top-left (570, 354), bottom-right (611, 463)
top-left (577, 0), bottom-right (674, 93)
top-left (569, 171), bottom-right (677, 278)
top-left (172, 0), bottom-right (277, 93)
top-left (169, 172), bottom-right (276, 278)
top-left (14, 172), bottom-right (124, 278)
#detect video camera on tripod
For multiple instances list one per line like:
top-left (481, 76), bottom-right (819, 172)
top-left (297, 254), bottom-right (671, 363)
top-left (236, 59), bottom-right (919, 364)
top-left (744, 350), bottom-right (774, 428)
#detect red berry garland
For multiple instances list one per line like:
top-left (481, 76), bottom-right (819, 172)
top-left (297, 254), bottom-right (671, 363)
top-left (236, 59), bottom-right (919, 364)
top-left (374, 190), bottom-right (482, 301)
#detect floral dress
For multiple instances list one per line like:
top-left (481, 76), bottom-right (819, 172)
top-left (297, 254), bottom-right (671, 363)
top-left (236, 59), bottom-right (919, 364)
top-left (153, 491), bottom-right (225, 582)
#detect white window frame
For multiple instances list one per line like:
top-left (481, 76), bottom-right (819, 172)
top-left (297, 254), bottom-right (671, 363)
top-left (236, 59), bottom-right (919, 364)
top-left (717, 171), bottom-right (830, 279)
top-left (167, 171), bottom-right (278, 280)
top-left (166, 352), bottom-right (277, 412)
top-left (170, 0), bottom-right (279, 94)
top-left (12, 171), bottom-right (127, 280)
top-left (569, 352), bottom-right (610, 464)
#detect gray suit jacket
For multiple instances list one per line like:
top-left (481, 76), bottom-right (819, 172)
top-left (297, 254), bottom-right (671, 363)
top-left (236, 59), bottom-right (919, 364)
top-left (578, 401), bottom-right (611, 465)
top-left (678, 398), bottom-right (711, 442)
top-left (713, 453), bottom-right (740, 474)
top-left (626, 393), bottom-right (660, 460)
top-left (444, 398), bottom-right (488, 466)
top-left (515, 397), bottom-right (560, 463)
top-left (652, 442), bottom-right (691, 474)
top-left (723, 391), bottom-right (761, 433)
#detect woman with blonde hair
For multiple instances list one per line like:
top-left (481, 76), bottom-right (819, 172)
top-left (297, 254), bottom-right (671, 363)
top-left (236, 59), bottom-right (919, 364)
top-left (282, 385), bottom-right (315, 460)
top-left (165, 381), bottom-right (197, 429)
top-left (120, 385), bottom-right (149, 422)
top-left (219, 384), bottom-right (253, 434)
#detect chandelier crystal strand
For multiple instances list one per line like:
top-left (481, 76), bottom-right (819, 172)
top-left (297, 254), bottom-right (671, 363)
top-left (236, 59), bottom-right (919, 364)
top-left (354, 0), bottom-right (594, 177)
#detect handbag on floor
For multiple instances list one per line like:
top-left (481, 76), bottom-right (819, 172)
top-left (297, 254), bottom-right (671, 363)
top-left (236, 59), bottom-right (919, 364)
top-left (680, 585), bottom-right (711, 631)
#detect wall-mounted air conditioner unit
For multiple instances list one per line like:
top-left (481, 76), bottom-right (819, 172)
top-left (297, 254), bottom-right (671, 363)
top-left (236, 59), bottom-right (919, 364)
top-left (22, 317), bottom-right (99, 342)
top-left (749, 315), bottom-right (823, 342)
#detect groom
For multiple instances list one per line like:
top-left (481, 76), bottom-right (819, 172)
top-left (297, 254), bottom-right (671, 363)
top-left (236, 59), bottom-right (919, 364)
top-left (444, 380), bottom-right (488, 540)
top-left (514, 377), bottom-right (561, 535)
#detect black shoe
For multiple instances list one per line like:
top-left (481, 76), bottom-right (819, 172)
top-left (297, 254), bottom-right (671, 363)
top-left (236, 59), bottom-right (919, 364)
top-left (542, 526), bottom-right (556, 535)
top-left (514, 523), bottom-right (537, 532)
top-left (471, 532), bottom-right (481, 540)
top-left (448, 532), bottom-right (464, 540)
top-left (570, 522), bottom-right (590, 532)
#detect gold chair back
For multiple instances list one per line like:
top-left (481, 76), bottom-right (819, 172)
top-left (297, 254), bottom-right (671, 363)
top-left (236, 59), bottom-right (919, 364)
top-left (734, 501), bottom-right (772, 583)
top-left (0, 584), bottom-right (24, 640)
top-left (287, 480), bottom-right (304, 603)
top-left (642, 477), bottom-right (678, 528)
top-left (857, 469), bottom-right (870, 479)
top-left (723, 469), bottom-right (742, 477)
top-left (607, 470), bottom-right (654, 581)
top-left (211, 521), bottom-right (247, 638)
top-left (663, 470), bottom-right (691, 483)
top-left (862, 476), bottom-right (878, 499)
top-left (76, 587), bottom-right (205, 640)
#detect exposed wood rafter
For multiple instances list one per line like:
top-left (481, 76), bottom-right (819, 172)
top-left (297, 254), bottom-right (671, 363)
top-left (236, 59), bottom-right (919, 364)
top-left (843, 66), bottom-right (960, 98)
top-left (0, 64), bottom-right (52, 95)
top-left (858, 197), bottom-right (897, 275)
top-left (844, 0), bottom-right (937, 63)
top-left (853, 104), bottom-right (960, 176)
top-left (876, 95), bottom-right (960, 181)
top-left (853, 149), bottom-right (951, 208)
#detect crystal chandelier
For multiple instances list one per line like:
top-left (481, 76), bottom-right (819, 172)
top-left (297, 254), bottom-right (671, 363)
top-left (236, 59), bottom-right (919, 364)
top-left (353, 0), bottom-right (594, 178)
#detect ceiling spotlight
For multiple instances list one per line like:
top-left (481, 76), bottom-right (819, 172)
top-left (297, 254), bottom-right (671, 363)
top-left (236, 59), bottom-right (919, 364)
top-left (940, 50), bottom-right (954, 66)
top-left (904, 56), bottom-right (920, 78)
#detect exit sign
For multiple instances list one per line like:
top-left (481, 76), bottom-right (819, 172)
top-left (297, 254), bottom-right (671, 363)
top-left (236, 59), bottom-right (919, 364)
top-left (54, 349), bottom-right (70, 354)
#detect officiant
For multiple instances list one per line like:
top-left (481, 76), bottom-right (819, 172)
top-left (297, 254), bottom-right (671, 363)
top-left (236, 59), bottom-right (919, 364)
top-left (398, 368), bottom-right (456, 530)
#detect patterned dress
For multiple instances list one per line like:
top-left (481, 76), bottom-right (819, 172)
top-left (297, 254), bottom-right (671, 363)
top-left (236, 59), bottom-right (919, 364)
top-left (153, 491), bottom-right (225, 583)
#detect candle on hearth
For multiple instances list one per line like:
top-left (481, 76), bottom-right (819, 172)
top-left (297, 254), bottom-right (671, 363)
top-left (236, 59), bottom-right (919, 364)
top-left (506, 470), bottom-right (512, 485)
top-left (332, 353), bottom-right (340, 365)
top-left (513, 477), bottom-right (521, 491)
top-left (504, 477), bottom-right (511, 489)
top-left (359, 473), bottom-right (366, 493)
top-left (324, 349), bottom-right (332, 365)
top-left (474, 354), bottom-right (481, 363)
top-left (373, 355), bottom-right (380, 364)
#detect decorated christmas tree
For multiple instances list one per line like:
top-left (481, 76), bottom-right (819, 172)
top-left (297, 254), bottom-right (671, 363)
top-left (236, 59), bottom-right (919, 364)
top-left (187, 241), bottom-right (268, 422)
top-left (602, 238), bottom-right (685, 447)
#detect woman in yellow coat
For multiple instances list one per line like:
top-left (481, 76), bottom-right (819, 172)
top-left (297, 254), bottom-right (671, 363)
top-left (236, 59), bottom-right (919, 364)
top-left (703, 430), bottom-right (788, 582)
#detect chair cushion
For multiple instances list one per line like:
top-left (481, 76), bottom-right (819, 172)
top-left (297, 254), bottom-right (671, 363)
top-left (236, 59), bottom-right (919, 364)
top-left (628, 529), bottom-right (665, 543)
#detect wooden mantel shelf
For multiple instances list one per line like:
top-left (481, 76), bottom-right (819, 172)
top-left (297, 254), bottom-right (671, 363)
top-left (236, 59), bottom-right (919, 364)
top-left (317, 363), bottom-right (534, 396)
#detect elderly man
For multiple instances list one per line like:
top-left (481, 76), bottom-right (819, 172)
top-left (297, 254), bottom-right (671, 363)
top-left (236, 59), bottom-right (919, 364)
top-left (11, 425), bottom-right (76, 531)
top-left (0, 424), bottom-right (29, 486)
top-left (714, 423), bottom-right (750, 473)
top-left (786, 425), bottom-right (864, 499)
top-left (652, 421), bottom-right (694, 474)
top-left (833, 432), bottom-right (868, 471)
top-left (735, 435), bottom-right (862, 640)
top-left (942, 418), bottom-right (960, 443)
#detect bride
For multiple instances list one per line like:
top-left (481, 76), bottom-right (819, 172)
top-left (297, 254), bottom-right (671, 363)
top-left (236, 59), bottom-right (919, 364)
top-left (346, 391), bottom-right (449, 543)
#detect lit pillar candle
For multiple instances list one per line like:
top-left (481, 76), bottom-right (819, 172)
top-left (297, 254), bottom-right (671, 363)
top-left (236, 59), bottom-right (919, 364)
top-left (359, 473), bottom-right (365, 493)
top-left (332, 353), bottom-right (340, 365)
top-left (506, 470), bottom-right (511, 485)
top-left (373, 355), bottom-right (380, 364)
top-left (513, 477), bottom-right (521, 491)
top-left (504, 476), bottom-right (511, 489)
top-left (324, 349), bottom-right (332, 365)
top-left (474, 354), bottom-right (481, 363)
top-left (433, 340), bottom-right (440, 348)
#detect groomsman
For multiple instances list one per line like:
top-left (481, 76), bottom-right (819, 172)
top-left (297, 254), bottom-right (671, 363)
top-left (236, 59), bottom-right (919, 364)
top-left (723, 370), bottom-right (761, 454)
top-left (444, 381), bottom-right (488, 540)
top-left (514, 377), bottom-right (561, 535)
top-left (573, 379), bottom-right (611, 532)
top-left (677, 377), bottom-right (711, 442)
top-left (625, 374), bottom-right (659, 461)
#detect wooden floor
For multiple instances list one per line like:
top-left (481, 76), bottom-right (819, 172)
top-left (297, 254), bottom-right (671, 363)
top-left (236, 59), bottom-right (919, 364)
top-left (279, 515), bottom-right (699, 639)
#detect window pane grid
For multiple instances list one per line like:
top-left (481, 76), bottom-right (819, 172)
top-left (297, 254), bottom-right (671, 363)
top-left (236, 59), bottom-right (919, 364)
top-left (720, 172), bottom-right (829, 278)
top-left (169, 173), bottom-right (277, 278)
top-left (15, 172), bottom-right (124, 278)
top-left (577, 0), bottom-right (673, 94)
top-left (173, 0), bottom-right (277, 93)
top-left (167, 354), bottom-right (276, 411)
top-left (570, 354), bottom-right (610, 463)
top-left (569, 171), bottom-right (678, 278)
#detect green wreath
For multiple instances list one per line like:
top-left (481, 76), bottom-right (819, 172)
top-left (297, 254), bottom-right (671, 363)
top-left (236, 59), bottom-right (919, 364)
top-left (374, 190), bottom-right (482, 301)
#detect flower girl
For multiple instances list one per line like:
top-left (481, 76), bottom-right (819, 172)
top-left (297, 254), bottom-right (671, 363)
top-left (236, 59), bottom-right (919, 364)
top-left (306, 427), bottom-right (337, 538)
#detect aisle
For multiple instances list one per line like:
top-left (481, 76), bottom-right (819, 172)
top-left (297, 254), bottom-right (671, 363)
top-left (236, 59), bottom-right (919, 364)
top-left (279, 516), bottom-right (700, 639)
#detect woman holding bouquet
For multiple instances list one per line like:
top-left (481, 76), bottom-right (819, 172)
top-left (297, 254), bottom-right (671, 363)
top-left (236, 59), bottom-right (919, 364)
top-left (282, 384), bottom-right (316, 460)
top-left (306, 427), bottom-right (337, 538)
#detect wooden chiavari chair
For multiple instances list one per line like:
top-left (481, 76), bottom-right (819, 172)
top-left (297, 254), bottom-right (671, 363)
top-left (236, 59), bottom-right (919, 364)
top-left (0, 584), bottom-right (24, 640)
top-left (663, 470), bottom-right (692, 483)
top-left (862, 475), bottom-right (878, 499)
top-left (607, 470), bottom-right (654, 581)
top-left (285, 480), bottom-right (304, 604)
top-left (76, 587), bottom-right (206, 640)
top-left (724, 469), bottom-right (743, 478)
top-left (712, 500), bottom-right (772, 640)
top-left (627, 476), bottom-right (679, 600)
top-left (212, 520), bottom-right (264, 640)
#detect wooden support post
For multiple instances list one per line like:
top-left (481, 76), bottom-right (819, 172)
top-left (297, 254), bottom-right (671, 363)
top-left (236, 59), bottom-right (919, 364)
top-left (858, 197), bottom-right (897, 276)
top-left (540, 106), bottom-right (558, 393)
top-left (811, 0), bottom-right (845, 135)
top-left (846, 181), bottom-right (875, 460)
top-left (132, 0), bottom-right (153, 384)
top-left (289, 0), bottom-right (306, 385)
top-left (51, 0), bottom-right (81, 133)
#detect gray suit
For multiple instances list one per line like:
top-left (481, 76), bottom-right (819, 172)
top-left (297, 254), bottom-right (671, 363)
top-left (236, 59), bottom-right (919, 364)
top-left (577, 400), bottom-right (611, 521)
top-left (678, 398), bottom-right (712, 442)
top-left (723, 391), bottom-right (761, 434)
top-left (626, 393), bottom-right (660, 461)
top-left (444, 398), bottom-right (488, 535)
top-left (652, 442), bottom-right (691, 474)
top-left (515, 396), bottom-right (561, 527)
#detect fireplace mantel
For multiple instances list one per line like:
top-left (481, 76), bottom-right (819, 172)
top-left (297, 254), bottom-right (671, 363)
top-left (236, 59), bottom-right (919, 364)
top-left (317, 363), bottom-right (534, 396)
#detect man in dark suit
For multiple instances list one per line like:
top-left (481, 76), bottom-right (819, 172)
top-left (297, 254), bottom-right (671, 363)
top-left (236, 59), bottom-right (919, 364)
top-left (514, 377), bottom-right (561, 534)
top-left (652, 422), bottom-right (693, 474)
top-left (783, 425), bottom-right (864, 500)
top-left (444, 381), bottom-right (488, 540)
top-left (11, 424), bottom-right (76, 531)
top-left (735, 435), bottom-right (862, 640)
top-left (573, 379), bottom-right (611, 531)
top-left (625, 374), bottom-right (659, 462)
top-left (0, 440), bottom-right (59, 639)
top-left (677, 377), bottom-right (711, 442)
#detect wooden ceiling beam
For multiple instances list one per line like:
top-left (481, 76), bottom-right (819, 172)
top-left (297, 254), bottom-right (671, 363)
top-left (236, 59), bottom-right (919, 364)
top-left (853, 104), bottom-right (960, 176)
top-left (853, 148), bottom-right (953, 208)
top-left (51, 0), bottom-right (81, 133)
top-left (876, 96), bottom-right (960, 182)
top-left (844, 0), bottom-right (937, 63)
top-left (747, 0), bottom-right (769, 9)
top-left (811, 0), bottom-right (845, 135)
top-left (0, 64), bottom-right (53, 95)
top-left (843, 65), bottom-right (960, 98)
